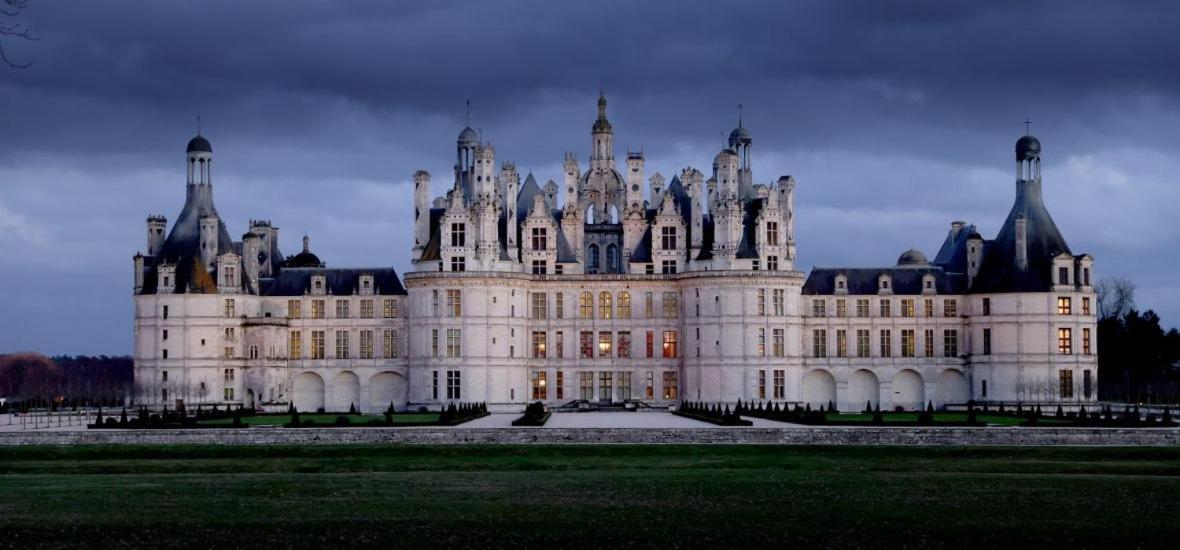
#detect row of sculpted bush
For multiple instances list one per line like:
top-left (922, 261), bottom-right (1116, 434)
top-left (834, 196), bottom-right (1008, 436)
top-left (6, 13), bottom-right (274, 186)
top-left (963, 401), bottom-right (1176, 427)
top-left (283, 401), bottom-right (489, 427)
top-left (733, 400), bottom-right (835, 425)
top-left (2, 396), bottom-right (127, 415)
top-left (88, 404), bottom-right (256, 429)
top-left (511, 401), bottom-right (551, 426)
top-left (674, 401), bottom-right (754, 426)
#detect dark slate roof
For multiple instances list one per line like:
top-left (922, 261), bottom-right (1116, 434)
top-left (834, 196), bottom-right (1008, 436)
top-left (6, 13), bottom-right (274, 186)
top-left (695, 215), bottom-right (715, 261)
top-left (286, 251), bottom-right (324, 268)
top-left (932, 223), bottom-right (979, 274)
top-left (417, 208), bottom-right (446, 262)
top-left (970, 178), bottom-right (1071, 293)
top-left (736, 197), bottom-right (764, 259)
top-left (260, 268), bottom-right (406, 296)
top-left (629, 226), bottom-right (653, 263)
top-left (186, 135), bottom-right (212, 153)
top-left (141, 183), bottom-right (235, 294)
top-left (516, 173), bottom-right (543, 224)
top-left (552, 211), bottom-right (578, 263)
top-left (802, 266), bottom-right (964, 295)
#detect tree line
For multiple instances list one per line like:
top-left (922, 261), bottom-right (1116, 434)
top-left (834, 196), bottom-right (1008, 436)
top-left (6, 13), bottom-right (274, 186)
top-left (0, 353), bottom-right (132, 409)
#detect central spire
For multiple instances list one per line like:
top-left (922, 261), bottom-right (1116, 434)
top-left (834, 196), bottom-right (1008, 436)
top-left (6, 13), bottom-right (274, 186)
top-left (591, 91), bottom-right (614, 166)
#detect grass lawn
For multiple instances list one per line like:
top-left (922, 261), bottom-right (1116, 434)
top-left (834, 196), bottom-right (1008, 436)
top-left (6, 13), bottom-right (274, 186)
top-left (195, 413), bottom-right (440, 426)
top-left (823, 412), bottom-right (1073, 426)
top-left (1, 445), bottom-right (1177, 548)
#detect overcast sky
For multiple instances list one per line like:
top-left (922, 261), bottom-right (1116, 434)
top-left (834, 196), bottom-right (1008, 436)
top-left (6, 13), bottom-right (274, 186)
top-left (2, 0), bottom-right (1179, 355)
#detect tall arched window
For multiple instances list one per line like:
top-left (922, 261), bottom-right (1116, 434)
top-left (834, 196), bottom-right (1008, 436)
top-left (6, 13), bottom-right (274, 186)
top-left (599, 291), bottom-right (612, 319)
top-left (579, 291), bottom-right (594, 319)
top-left (618, 291), bottom-right (631, 319)
top-left (588, 244), bottom-right (600, 272)
top-left (606, 244), bottom-right (618, 272)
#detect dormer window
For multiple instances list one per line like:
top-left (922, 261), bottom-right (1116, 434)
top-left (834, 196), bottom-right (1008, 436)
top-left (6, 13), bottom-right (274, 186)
top-left (1058, 267), bottom-right (1069, 285)
top-left (359, 274), bottom-right (373, 295)
top-left (451, 223), bottom-right (466, 247)
top-left (311, 275), bottom-right (326, 295)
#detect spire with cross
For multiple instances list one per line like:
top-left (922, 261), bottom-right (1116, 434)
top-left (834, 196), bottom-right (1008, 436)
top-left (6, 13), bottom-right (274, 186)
top-left (1024, 118), bottom-right (1032, 135)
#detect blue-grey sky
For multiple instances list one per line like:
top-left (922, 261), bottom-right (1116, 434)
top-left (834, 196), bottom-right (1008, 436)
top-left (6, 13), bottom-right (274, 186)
top-left (2, 0), bottom-right (1178, 355)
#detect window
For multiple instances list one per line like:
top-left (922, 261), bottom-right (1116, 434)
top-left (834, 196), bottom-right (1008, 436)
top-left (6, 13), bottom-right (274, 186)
top-left (224, 388), bottom-right (234, 401)
top-left (162, 349), bottom-right (168, 359)
top-left (525, 331), bottom-right (545, 358)
top-left (383, 329), bottom-right (398, 358)
top-left (579, 372), bottom-right (594, 400)
top-left (943, 299), bottom-right (958, 318)
top-left (836, 299), bottom-right (847, 318)
top-left (856, 299), bottom-right (869, 318)
top-left (646, 331), bottom-right (654, 358)
top-left (360, 330), bottom-right (374, 359)
top-left (446, 370), bottom-right (461, 399)
top-left (765, 256), bottom-right (779, 271)
top-left (451, 223), bottom-right (466, 247)
top-left (556, 371), bottom-right (565, 400)
top-left (901, 329), bottom-right (915, 357)
top-left (383, 298), bottom-right (398, 318)
top-left (811, 299), bottom-right (826, 317)
top-left (224, 368), bottom-right (235, 381)
top-left (450, 256), bottom-right (466, 272)
top-left (1057, 296), bottom-right (1072, 315)
top-left (663, 292), bottom-right (679, 318)
top-left (607, 245), bottom-right (618, 273)
top-left (662, 371), bottom-right (679, 400)
top-left (224, 299), bottom-right (235, 318)
top-left (773, 370), bottom-right (785, 399)
top-left (1058, 266), bottom-right (1069, 285)
top-left (599, 371), bottom-right (612, 400)
top-left (983, 328), bottom-right (992, 355)
top-left (856, 329), bottom-right (870, 358)
top-left (531, 292), bottom-right (547, 319)
top-left (588, 244), bottom-right (600, 271)
top-left (757, 289), bottom-right (766, 316)
top-left (599, 291), bottom-right (612, 319)
top-left (553, 331), bottom-right (564, 358)
top-left (766, 221), bottom-right (779, 246)
top-left (311, 330), bottom-right (325, 359)
top-left (531, 260), bottom-right (547, 274)
top-left (1083, 268), bottom-right (1090, 286)
top-left (1083, 370), bottom-right (1092, 399)
top-left (446, 289), bottom-right (462, 317)
top-left (924, 329), bottom-right (934, 357)
top-left (1082, 328), bottom-right (1092, 355)
top-left (943, 329), bottom-right (958, 357)
top-left (432, 371), bottom-right (438, 400)
top-left (879, 299), bottom-right (891, 318)
top-left (580, 331), bottom-right (593, 358)
top-left (555, 292), bottom-right (564, 318)
top-left (223, 346), bottom-right (234, 359)
top-left (335, 330), bottom-right (350, 359)
top-left (880, 278), bottom-right (890, 290)
top-left (431, 290), bottom-right (440, 316)
top-left (661, 226), bottom-right (677, 250)
top-left (1059, 370), bottom-right (1073, 399)
top-left (446, 329), bottom-right (462, 358)
top-left (224, 327), bottom-right (235, 341)
top-left (645, 292), bottom-right (654, 318)
top-left (336, 299), bottom-right (350, 319)
top-left (645, 371), bottom-right (654, 399)
top-left (879, 330), bottom-right (892, 357)
top-left (360, 299), bottom-right (374, 318)
top-left (431, 329), bottom-right (439, 357)
top-left (811, 329), bottom-right (825, 358)
top-left (1058, 328), bottom-right (1072, 355)
top-left (758, 370), bottom-right (767, 400)
top-left (162, 305), bottom-right (169, 319)
top-left (311, 299), bottom-right (325, 319)
top-left (757, 329), bottom-right (766, 357)
top-left (288, 331), bottom-right (303, 359)
top-left (1082, 297), bottom-right (1091, 316)
top-left (288, 300), bottom-right (302, 318)
top-left (531, 371), bottom-right (547, 400)
top-left (661, 260), bottom-right (677, 274)
top-left (579, 292), bottom-right (593, 319)
top-left (598, 331), bottom-right (612, 357)
top-left (982, 297), bottom-right (991, 316)
top-left (531, 227), bottom-right (548, 250)
top-left (162, 371), bottom-right (168, 382)
top-left (982, 380), bottom-right (988, 398)
top-left (662, 331), bottom-right (679, 358)
top-left (618, 292), bottom-right (631, 318)
top-left (773, 289), bottom-right (785, 316)
top-left (924, 298), bottom-right (934, 318)
top-left (836, 329), bottom-right (848, 358)
top-left (618, 331), bottom-right (631, 358)
top-left (901, 299), bottom-right (915, 318)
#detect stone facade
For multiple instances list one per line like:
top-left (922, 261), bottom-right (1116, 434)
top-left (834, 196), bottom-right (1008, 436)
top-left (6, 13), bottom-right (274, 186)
top-left (131, 93), bottom-right (1097, 413)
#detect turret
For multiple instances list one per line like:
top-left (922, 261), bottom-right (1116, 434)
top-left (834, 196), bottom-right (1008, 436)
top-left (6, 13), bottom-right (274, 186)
top-left (683, 168), bottom-right (704, 256)
top-left (474, 143), bottom-right (496, 198)
top-left (563, 152), bottom-right (580, 211)
top-left (716, 148), bottom-right (739, 197)
top-left (413, 171), bottom-right (431, 259)
top-left (590, 91), bottom-right (614, 170)
top-left (625, 151), bottom-right (644, 209)
top-left (186, 135), bottom-right (213, 186)
top-left (146, 215), bottom-right (167, 256)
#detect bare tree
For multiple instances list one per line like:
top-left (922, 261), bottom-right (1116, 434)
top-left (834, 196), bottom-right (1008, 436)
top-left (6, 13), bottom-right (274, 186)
top-left (1, 0), bottom-right (36, 68)
top-left (1096, 276), bottom-right (1136, 320)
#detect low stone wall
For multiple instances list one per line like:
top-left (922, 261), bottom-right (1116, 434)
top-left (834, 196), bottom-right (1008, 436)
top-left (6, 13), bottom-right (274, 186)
top-left (1, 426), bottom-right (1178, 446)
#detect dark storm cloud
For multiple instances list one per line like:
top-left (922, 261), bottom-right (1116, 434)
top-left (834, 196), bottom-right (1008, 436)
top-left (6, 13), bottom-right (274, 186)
top-left (2, 0), bottom-right (1179, 354)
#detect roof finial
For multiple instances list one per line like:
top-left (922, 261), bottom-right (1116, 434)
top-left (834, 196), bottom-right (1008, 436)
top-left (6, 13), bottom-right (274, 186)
top-left (1024, 117), bottom-right (1032, 135)
top-left (738, 103), bottom-right (743, 126)
top-left (302, 234), bottom-right (309, 253)
top-left (465, 100), bottom-right (471, 126)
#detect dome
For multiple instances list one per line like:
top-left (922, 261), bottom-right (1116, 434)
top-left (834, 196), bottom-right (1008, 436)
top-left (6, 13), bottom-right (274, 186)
top-left (896, 248), bottom-right (929, 266)
top-left (1015, 134), bottom-right (1041, 160)
top-left (458, 126), bottom-right (479, 147)
top-left (286, 235), bottom-right (324, 268)
top-left (728, 125), bottom-right (752, 147)
top-left (186, 135), bottom-right (212, 153)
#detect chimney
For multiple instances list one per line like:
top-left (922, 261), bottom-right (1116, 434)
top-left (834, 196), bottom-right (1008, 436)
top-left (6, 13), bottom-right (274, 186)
top-left (1014, 215), bottom-right (1028, 271)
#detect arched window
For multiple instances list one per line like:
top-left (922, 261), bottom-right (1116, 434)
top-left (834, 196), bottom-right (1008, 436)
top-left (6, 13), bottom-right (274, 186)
top-left (599, 291), bottom-right (612, 319)
top-left (606, 244), bottom-right (618, 272)
top-left (579, 291), bottom-right (594, 319)
top-left (618, 291), bottom-right (631, 319)
top-left (588, 244), bottom-right (600, 272)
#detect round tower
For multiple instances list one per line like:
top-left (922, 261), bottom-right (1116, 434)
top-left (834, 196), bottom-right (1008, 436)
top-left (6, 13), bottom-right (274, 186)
top-left (186, 135), bottom-right (213, 186)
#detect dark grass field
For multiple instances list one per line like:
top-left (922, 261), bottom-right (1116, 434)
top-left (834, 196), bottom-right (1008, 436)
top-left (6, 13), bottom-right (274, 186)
top-left (1, 444), bottom-right (1178, 549)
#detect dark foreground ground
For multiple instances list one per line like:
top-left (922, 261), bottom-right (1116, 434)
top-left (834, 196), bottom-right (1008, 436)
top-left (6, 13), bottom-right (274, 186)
top-left (1, 445), bottom-right (1178, 549)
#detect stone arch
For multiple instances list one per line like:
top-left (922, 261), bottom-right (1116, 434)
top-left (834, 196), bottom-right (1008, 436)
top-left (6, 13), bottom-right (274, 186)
top-left (847, 369), bottom-right (880, 411)
top-left (606, 203), bottom-right (620, 224)
top-left (293, 371), bottom-right (325, 412)
top-left (801, 369), bottom-right (836, 408)
top-left (892, 369), bottom-right (924, 411)
top-left (936, 369), bottom-right (970, 408)
top-left (369, 371), bottom-right (408, 413)
top-left (330, 371), bottom-right (360, 413)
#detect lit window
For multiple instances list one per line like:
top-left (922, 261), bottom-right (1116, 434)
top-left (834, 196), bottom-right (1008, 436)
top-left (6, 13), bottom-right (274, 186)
top-left (1057, 296), bottom-right (1072, 315)
top-left (901, 329), bottom-right (915, 357)
top-left (599, 291), bottom-right (613, 319)
top-left (446, 329), bottom-right (462, 358)
top-left (662, 331), bottom-right (679, 358)
top-left (663, 292), bottom-right (679, 318)
top-left (810, 329), bottom-right (824, 358)
top-left (598, 331), bottom-right (612, 357)
top-left (1058, 328), bottom-right (1072, 355)
top-left (446, 289), bottom-right (462, 317)
top-left (579, 292), bottom-right (594, 319)
top-left (617, 291), bottom-right (631, 318)
top-left (532, 331), bottom-right (547, 358)
top-left (943, 299), bottom-right (958, 318)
